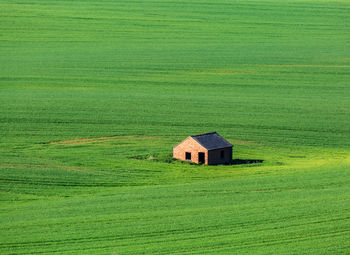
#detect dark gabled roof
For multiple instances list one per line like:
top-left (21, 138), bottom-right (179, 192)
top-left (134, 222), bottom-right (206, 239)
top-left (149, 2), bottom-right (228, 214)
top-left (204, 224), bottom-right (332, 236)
top-left (191, 132), bottom-right (232, 150)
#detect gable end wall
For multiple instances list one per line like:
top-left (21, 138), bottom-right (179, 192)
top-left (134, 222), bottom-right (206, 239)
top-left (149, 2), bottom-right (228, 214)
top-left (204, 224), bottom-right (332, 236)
top-left (173, 137), bottom-right (208, 164)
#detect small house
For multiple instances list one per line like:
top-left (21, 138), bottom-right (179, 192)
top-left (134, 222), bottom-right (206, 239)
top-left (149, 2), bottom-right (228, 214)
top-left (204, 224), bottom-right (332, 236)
top-left (173, 132), bottom-right (233, 165)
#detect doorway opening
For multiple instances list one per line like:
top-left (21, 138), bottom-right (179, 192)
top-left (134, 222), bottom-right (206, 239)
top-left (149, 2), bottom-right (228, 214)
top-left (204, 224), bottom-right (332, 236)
top-left (198, 152), bottom-right (205, 164)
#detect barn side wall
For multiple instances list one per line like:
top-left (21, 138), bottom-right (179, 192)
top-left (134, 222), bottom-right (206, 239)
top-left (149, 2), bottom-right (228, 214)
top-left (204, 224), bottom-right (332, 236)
top-left (208, 147), bottom-right (233, 165)
top-left (173, 137), bottom-right (208, 164)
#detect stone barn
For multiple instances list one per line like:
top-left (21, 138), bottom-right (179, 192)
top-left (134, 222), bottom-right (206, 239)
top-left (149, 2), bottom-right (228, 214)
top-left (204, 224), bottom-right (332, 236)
top-left (173, 132), bottom-right (233, 165)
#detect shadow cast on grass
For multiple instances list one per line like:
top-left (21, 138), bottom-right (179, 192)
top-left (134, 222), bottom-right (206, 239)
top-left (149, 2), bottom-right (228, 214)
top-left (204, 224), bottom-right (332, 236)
top-left (229, 159), bottom-right (264, 165)
top-left (131, 154), bottom-right (263, 166)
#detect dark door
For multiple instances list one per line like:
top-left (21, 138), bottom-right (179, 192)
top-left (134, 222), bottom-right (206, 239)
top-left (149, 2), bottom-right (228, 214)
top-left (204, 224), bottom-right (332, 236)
top-left (198, 152), bottom-right (205, 164)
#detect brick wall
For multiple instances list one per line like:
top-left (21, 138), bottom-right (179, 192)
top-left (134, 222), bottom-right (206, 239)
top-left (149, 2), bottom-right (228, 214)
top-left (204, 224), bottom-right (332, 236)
top-left (173, 137), bottom-right (208, 164)
top-left (208, 147), bottom-right (233, 165)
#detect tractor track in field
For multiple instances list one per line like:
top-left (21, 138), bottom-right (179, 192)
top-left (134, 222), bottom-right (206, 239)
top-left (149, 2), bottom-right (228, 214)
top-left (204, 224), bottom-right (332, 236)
top-left (262, 64), bottom-right (350, 68)
top-left (49, 135), bottom-right (159, 145)
top-left (0, 163), bottom-right (90, 173)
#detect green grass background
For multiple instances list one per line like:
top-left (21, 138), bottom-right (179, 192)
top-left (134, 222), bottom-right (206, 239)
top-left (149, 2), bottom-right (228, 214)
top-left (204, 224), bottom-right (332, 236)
top-left (1, 0), bottom-right (350, 254)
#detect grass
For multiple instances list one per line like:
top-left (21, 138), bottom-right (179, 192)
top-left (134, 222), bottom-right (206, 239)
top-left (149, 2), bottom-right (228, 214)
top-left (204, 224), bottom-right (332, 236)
top-left (1, 0), bottom-right (350, 254)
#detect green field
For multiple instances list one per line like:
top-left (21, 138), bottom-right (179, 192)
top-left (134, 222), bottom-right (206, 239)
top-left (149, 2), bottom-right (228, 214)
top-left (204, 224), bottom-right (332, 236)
top-left (1, 0), bottom-right (350, 254)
